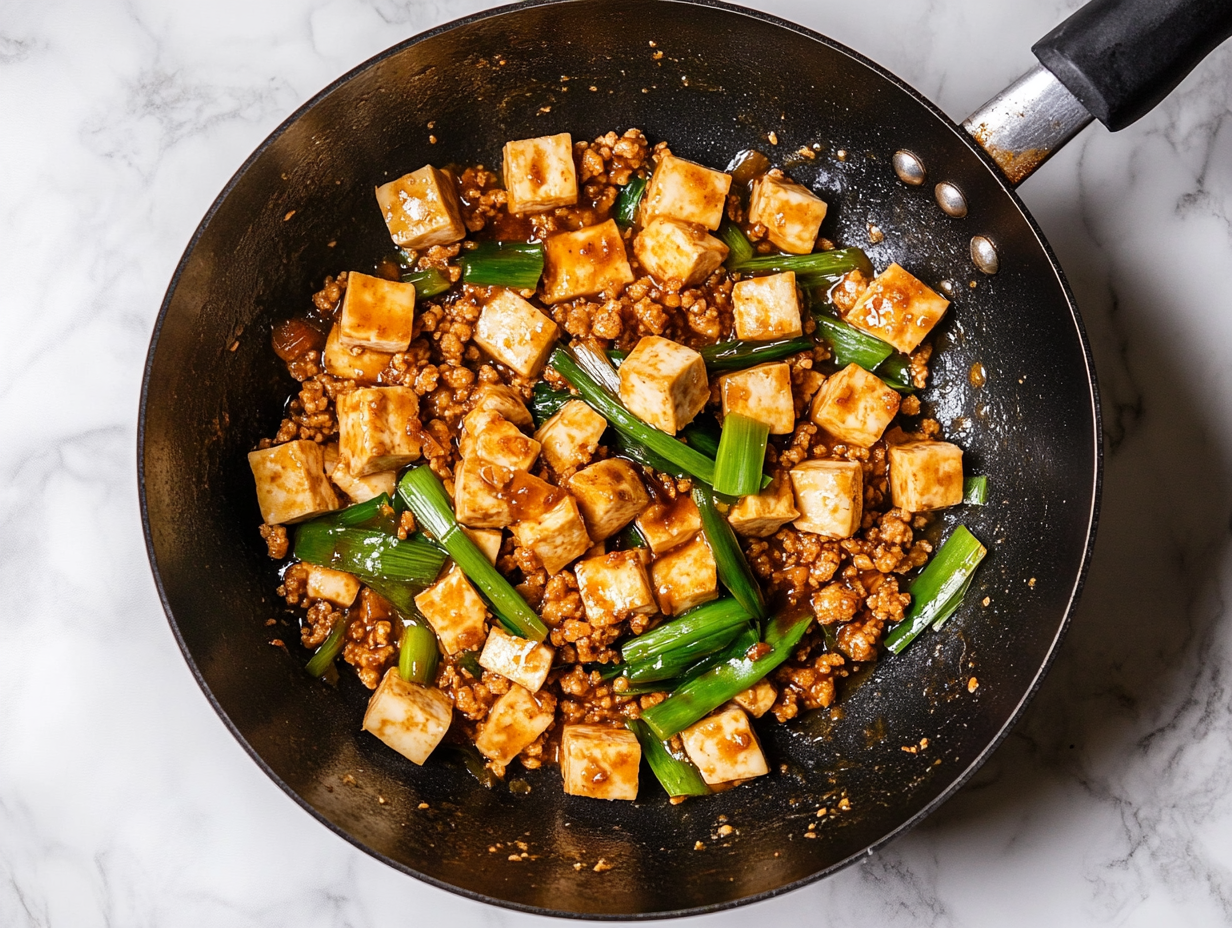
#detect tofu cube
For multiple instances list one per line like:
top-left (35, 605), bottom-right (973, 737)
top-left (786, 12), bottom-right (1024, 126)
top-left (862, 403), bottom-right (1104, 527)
top-left (534, 400), bottom-right (607, 473)
top-left (502, 133), bottom-right (578, 215)
top-left (566, 459), bottom-right (649, 541)
top-left (461, 409), bottom-right (540, 472)
top-left (322, 324), bottom-right (393, 384)
top-left (248, 440), bottom-right (340, 525)
top-left (453, 458), bottom-right (516, 528)
top-left (651, 533), bottom-right (718, 615)
top-left (747, 172), bottom-right (828, 255)
top-left (719, 362), bottom-right (795, 435)
top-left (512, 493), bottom-right (592, 574)
top-left (618, 336), bottom-right (708, 435)
top-left (635, 496), bottom-right (703, 555)
top-left (336, 386), bottom-right (422, 477)
top-left (475, 684), bottom-right (556, 766)
top-left (374, 164), bottom-right (466, 249)
top-left (844, 263), bottom-right (950, 354)
top-left (641, 153), bottom-right (732, 230)
top-left (809, 363), bottom-right (901, 447)
top-left (574, 550), bottom-right (657, 624)
top-left (888, 440), bottom-right (964, 512)
top-left (732, 679), bottom-right (778, 719)
top-left (338, 272), bottom-right (416, 353)
top-left (362, 668), bottom-right (454, 765)
top-left (414, 565), bottom-right (489, 655)
top-left (474, 289), bottom-right (560, 379)
top-left (330, 467), bottom-right (397, 504)
top-left (560, 724), bottom-right (641, 800)
top-left (471, 383), bottom-right (533, 430)
top-left (681, 707), bottom-right (769, 785)
top-left (633, 218), bottom-right (728, 287)
top-left (732, 272), bottom-right (802, 341)
top-left (727, 471), bottom-right (800, 538)
top-left (462, 527), bottom-right (503, 565)
top-left (306, 566), bottom-right (362, 607)
top-left (541, 219), bottom-right (635, 304)
top-left (478, 626), bottom-right (554, 693)
top-left (789, 460), bottom-right (864, 539)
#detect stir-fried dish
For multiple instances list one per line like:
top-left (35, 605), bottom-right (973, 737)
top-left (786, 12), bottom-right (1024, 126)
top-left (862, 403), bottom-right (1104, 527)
top-left (248, 128), bottom-right (986, 801)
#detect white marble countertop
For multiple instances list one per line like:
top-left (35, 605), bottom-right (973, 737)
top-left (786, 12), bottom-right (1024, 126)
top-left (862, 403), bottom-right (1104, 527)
top-left (4, 0), bottom-right (1232, 924)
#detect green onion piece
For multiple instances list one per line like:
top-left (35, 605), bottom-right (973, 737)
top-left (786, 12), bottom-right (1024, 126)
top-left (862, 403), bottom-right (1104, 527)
top-left (623, 623), bottom-right (750, 685)
top-left (444, 743), bottom-right (499, 788)
top-left (606, 348), bottom-right (627, 366)
top-left (641, 611), bottom-right (814, 740)
top-left (530, 381), bottom-right (574, 427)
top-left (398, 617), bottom-right (439, 684)
top-left (718, 221), bottom-right (754, 268)
top-left (712, 414), bottom-right (769, 498)
top-left (397, 466), bottom-right (548, 642)
top-left (627, 719), bottom-right (710, 798)
top-left (731, 247), bottom-right (873, 287)
top-left (963, 476), bottom-right (989, 505)
top-left (813, 313), bottom-right (894, 370)
top-left (323, 493), bottom-right (399, 534)
top-left (293, 523), bottom-right (447, 585)
top-left (459, 241), bottom-right (545, 290)
top-left (875, 353), bottom-right (916, 393)
top-left (400, 267), bottom-right (452, 298)
top-left (675, 624), bottom-right (759, 684)
top-left (455, 650), bottom-right (484, 679)
top-left (701, 336), bottom-right (814, 372)
top-left (930, 574), bottom-right (975, 631)
top-left (883, 525), bottom-right (987, 654)
top-left (623, 598), bottom-right (752, 663)
top-left (820, 621), bottom-right (839, 653)
top-left (683, 420), bottom-right (773, 491)
top-left (607, 431), bottom-right (689, 479)
top-left (693, 484), bottom-right (767, 619)
top-left (614, 520), bottom-right (648, 550)
top-left (549, 345), bottom-right (717, 485)
top-left (571, 342), bottom-right (621, 394)
top-left (305, 614), bottom-right (350, 678)
top-left (614, 176), bottom-right (648, 226)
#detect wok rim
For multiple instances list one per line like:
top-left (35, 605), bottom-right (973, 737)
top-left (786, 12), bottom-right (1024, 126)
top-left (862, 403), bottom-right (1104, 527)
top-left (137, 0), bottom-right (1104, 917)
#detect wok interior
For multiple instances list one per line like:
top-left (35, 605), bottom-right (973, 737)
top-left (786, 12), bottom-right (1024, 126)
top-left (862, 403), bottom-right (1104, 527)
top-left (141, 0), bottom-right (1098, 916)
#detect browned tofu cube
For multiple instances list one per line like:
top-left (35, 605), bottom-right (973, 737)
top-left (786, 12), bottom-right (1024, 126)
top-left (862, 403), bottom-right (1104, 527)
top-left (336, 386), bottom-right (422, 477)
top-left (338, 272), bottom-right (416, 353)
top-left (475, 685), bottom-right (556, 766)
top-left (732, 272), bottom-right (802, 341)
top-left (502, 133), bottom-right (578, 215)
top-left (374, 165), bottom-right (466, 249)
top-left (470, 383), bottom-right (533, 430)
top-left (574, 550), bottom-right (657, 624)
top-left (511, 494), bottom-right (592, 574)
top-left (809, 363), bottom-right (901, 447)
top-left (633, 218), bottom-right (728, 287)
top-left (362, 669), bottom-right (453, 765)
top-left (534, 400), bottom-right (607, 473)
top-left (727, 471), bottom-right (800, 538)
top-left (560, 724), bottom-right (641, 800)
top-left (474, 289), bottom-right (560, 379)
top-left (844, 263), bottom-right (950, 354)
top-left (322, 324), bottom-right (393, 384)
top-left (618, 336), bottom-right (708, 435)
top-left (641, 153), bottom-right (731, 230)
top-left (651, 533), bottom-right (718, 614)
top-left (461, 409), bottom-right (540, 472)
top-left (747, 171), bottom-right (828, 254)
top-left (541, 219), bottom-right (635, 304)
top-left (453, 458), bottom-right (516, 528)
top-left (462, 527), bottom-right (503, 565)
top-left (719, 362), bottom-right (795, 435)
top-left (789, 460), bottom-right (863, 539)
top-left (330, 467), bottom-right (397, 504)
top-left (478, 626), bottom-right (554, 693)
top-left (732, 680), bottom-right (778, 718)
top-left (566, 459), bottom-right (649, 541)
top-left (636, 496), bottom-right (702, 555)
top-left (680, 707), bottom-right (768, 784)
top-left (888, 440), bottom-right (964, 512)
top-left (306, 566), bottom-right (361, 607)
top-left (248, 440), bottom-right (339, 525)
top-left (414, 565), bottom-right (489, 655)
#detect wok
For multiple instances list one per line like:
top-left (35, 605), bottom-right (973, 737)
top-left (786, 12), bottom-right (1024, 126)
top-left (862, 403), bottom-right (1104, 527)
top-left (139, 0), bottom-right (1231, 917)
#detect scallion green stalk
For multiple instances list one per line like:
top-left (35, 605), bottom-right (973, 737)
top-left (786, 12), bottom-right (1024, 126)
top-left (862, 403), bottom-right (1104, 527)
top-left (305, 614), bottom-right (350, 678)
top-left (304, 494), bottom-right (397, 534)
top-left (883, 526), bottom-right (987, 654)
top-left (571, 342), bottom-right (621, 394)
top-left (397, 466), bottom-right (548, 642)
top-left (730, 247), bottom-right (873, 287)
top-left (293, 523), bottom-right (447, 585)
top-left (930, 574), bottom-right (975, 631)
top-left (701, 336), bottom-right (814, 372)
top-left (614, 176), bottom-right (648, 226)
top-left (607, 431), bottom-right (689, 479)
top-left (398, 617), bottom-right (439, 684)
top-left (459, 241), bottom-right (545, 290)
top-left (718, 222), bottom-right (754, 268)
top-left (622, 598), bottom-right (752, 663)
top-left (875, 353), bottom-right (915, 393)
top-left (693, 484), bottom-right (766, 619)
top-left (813, 313), bottom-right (894, 370)
top-left (400, 267), bottom-right (452, 298)
top-left (530, 381), bottom-right (574, 427)
top-left (963, 476), bottom-right (989, 505)
top-left (712, 414), bottom-right (769, 498)
top-left (622, 623), bottom-right (750, 685)
top-left (627, 719), bottom-right (710, 798)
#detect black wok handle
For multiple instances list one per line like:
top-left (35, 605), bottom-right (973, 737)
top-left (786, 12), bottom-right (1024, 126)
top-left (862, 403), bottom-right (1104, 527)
top-left (1032, 0), bottom-right (1232, 131)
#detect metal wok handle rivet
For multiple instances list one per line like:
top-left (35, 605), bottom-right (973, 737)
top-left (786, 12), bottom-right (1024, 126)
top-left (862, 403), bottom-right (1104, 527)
top-left (970, 236), bottom-right (999, 275)
top-left (934, 182), bottom-right (968, 218)
top-left (892, 150), bottom-right (926, 186)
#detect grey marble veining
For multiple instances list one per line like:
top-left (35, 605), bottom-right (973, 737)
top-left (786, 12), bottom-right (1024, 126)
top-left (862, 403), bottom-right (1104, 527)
top-left (3, 0), bottom-right (1232, 924)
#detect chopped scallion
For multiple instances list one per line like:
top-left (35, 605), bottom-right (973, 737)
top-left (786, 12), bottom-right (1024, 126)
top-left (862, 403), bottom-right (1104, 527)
top-left (700, 336), bottom-right (814, 372)
top-left (730, 247), bottom-right (873, 287)
top-left (875, 352), bottom-right (916, 393)
top-left (963, 476), bottom-right (989, 505)
top-left (305, 614), bottom-right (350, 678)
top-left (712, 413), bottom-right (769, 498)
top-left (627, 719), bottom-right (710, 798)
top-left (883, 525), bottom-right (987, 654)
top-left (400, 267), bottom-right (452, 298)
top-left (459, 241), bottom-right (545, 290)
top-left (813, 312), bottom-right (894, 370)
top-left (293, 523), bottom-right (447, 585)
top-left (571, 342), bottom-right (621, 394)
top-left (530, 381), bottom-right (573, 427)
top-left (693, 484), bottom-right (767, 619)
top-left (717, 221), bottom-right (754, 268)
top-left (621, 623), bottom-right (750, 685)
top-left (614, 176), bottom-right (648, 226)
top-left (622, 598), bottom-right (752, 663)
